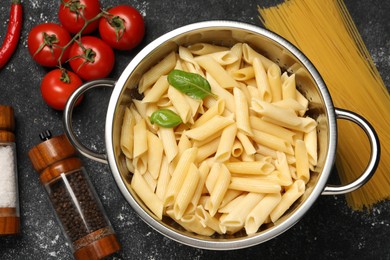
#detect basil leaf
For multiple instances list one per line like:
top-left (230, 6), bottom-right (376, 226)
top-left (150, 109), bottom-right (182, 128)
top-left (168, 69), bottom-right (218, 100)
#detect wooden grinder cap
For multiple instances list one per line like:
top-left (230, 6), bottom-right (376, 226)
top-left (0, 105), bottom-right (15, 142)
top-left (28, 131), bottom-right (81, 183)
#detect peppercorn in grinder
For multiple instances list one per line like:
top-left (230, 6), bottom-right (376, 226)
top-left (28, 131), bottom-right (121, 259)
top-left (0, 105), bottom-right (20, 235)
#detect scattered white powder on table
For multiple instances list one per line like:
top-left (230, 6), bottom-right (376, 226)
top-left (0, 145), bottom-right (17, 208)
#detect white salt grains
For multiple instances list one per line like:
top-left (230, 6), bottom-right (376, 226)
top-left (0, 145), bottom-right (17, 208)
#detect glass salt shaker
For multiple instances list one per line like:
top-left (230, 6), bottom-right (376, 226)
top-left (0, 105), bottom-right (20, 235)
top-left (28, 131), bottom-right (121, 259)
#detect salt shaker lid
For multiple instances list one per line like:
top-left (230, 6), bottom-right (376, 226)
top-left (0, 105), bottom-right (15, 131)
top-left (28, 131), bottom-right (78, 173)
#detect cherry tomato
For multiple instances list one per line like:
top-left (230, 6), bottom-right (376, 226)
top-left (59, 0), bottom-right (101, 35)
top-left (68, 36), bottom-right (115, 80)
top-left (99, 5), bottom-right (145, 51)
top-left (41, 69), bottom-right (83, 110)
top-left (27, 23), bottom-right (71, 67)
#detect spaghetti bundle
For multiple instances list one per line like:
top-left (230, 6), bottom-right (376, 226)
top-left (258, 0), bottom-right (390, 210)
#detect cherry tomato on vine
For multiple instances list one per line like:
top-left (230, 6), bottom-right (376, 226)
top-left (41, 69), bottom-right (83, 110)
top-left (99, 5), bottom-right (145, 51)
top-left (59, 0), bottom-right (101, 35)
top-left (68, 36), bottom-right (115, 81)
top-left (27, 23), bottom-right (71, 67)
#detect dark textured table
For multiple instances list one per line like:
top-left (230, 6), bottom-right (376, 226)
top-left (1, 0), bottom-right (389, 259)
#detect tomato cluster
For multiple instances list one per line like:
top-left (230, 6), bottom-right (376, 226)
top-left (27, 0), bottom-right (145, 110)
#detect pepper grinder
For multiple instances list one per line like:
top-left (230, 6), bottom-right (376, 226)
top-left (28, 130), bottom-right (121, 259)
top-left (0, 105), bottom-right (20, 235)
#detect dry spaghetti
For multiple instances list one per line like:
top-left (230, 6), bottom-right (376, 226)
top-left (258, 0), bottom-right (390, 210)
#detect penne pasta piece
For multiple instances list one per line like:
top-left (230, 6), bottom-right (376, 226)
top-left (247, 84), bottom-right (261, 100)
top-left (236, 131), bottom-right (257, 155)
top-left (168, 86), bottom-right (192, 123)
top-left (232, 66), bottom-right (255, 81)
top-left (295, 140), bottom-right (310, 183)
top-left (206, 164), bottom-right (231, 216)
top-left (282, 73), bottom-right (296, 100)
top-left (188, 161), bottom-right (209, 214)
top-left (164, 147), bottom-right (198, 206)
top-left (132, 153), bottom-right (148, 175)
top-left (185, 115), bottom-right (234, 141)
top-left (226, 43), bottom-right (243, 73)
top-left (166, 209), bottom-right (215, 236)
top-left (245, 193), bottom-right (282, 234)
top-left (252, 129), bottom-right (294, 155)
top-left (231, 139), bottom-right (244, 158)
top-left (225, 161), bottom-right (275, 175)
top-left (206, 73), bottom-right (236, 112)
top-left (188, 43), bottom-right (229, 55)
top-left (138, 51), bottom-right (176, 93)
top-left (270, 180), bottom-right (305, 223)
top-left (275, 152), bottom-right (293, 186)
top-left (233, 87), bottom-right (253, 136)
top-left (215, 123), bottom-right (238, 162)
top-left (220, 192), bottom-right (264, 228)
top-left (133, 119), bottom-right (148, 158)
top-left (143, 171), bottom-right (157, 192)
top-left (125, 157), bottom-right (135, 173)
top-left (272, 98), bottom-right (306, 113)
top-left (195, 205), bottom-right (225, 234)
top-left (304, 128), bottom-right (318, 166)
top-left (120, 107), bottom-right (135, 159)
top-left (229, 176), bottom-right (281, 193)
top-left (142, 75), bottom-right (170, 103)
top-left (267, 63), bottom-right (282, 102)
top-left (207, 50), bottom-right (239, 65)
top-left (249, 116), bottom-right (296, 143)
top-left (157, 127), bottom-right (178, 163)
top-left (192, 99), bottom-right (225, 128)
top-left (131, 171), bottom-right (163, 219)
top-left (195, 137), bottom-right (221, 163)
top-left (195, 55), bottom-right (238, 89)
top-left (219, 189), bottom-right (243, 210)
top-left (205, 163), bottom-right (221, 193)
top-left (253, 57), bottom-right (272, 102)
top-left (251, 98), bottom-right (301, 127)
top-left (295, 90), bottom-right (309, 116)
top-left (242, 43), bottom-right (274, 70)
top-left (218, 193), bottom-right (246, 214)
top-left (147, 131), bottom-right (164, 179)
top-left (155, 156), bottom-right (171, 201)
top-left (174, 163), bottom-right (200, 219)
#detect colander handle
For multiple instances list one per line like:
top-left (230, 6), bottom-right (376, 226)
top-left (63, 79), bottom-right (116, 164)
top-left (322, 108), bottom-right (380, 195)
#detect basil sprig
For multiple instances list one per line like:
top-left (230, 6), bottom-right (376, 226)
top-left (150, 109), bottom-right (182, 128)
top-left (168, 69), bottom-right (218, 100)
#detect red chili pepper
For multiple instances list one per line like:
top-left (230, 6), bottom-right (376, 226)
top-left (0, 0), bottom-right (23, 70)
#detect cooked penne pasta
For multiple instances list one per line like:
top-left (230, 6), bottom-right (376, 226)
top-left (185, 115), bottom-right (234, 141)
top-left (245, 193), bottom-right (282, 234)
top-left (229, 176), bottom-right (281, 193)
top-left (233, 87), bottom-right (253, 136)
top-left (138, 51), bottom-right (176, 93)
top-left (206, 164), bottom-right (231, 217)
top-left (195, 55), bottom-right (238, 89)
top-left (131, 171), bottom-right (163, 220)
top-left (174, 163), bottom-right (200, 219)
top-left (253, 57), bottom-right (272, 102)
top-left (270, 180), bottom-right (305, 223)
top-left (120, 107), bottom-right (135, 159)
top-left (215, 123), bottom-right (238, 162)
top-left (121, 42), bottom-right (318, 237)
top-left (225, 161), bottom-right (275, 175)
